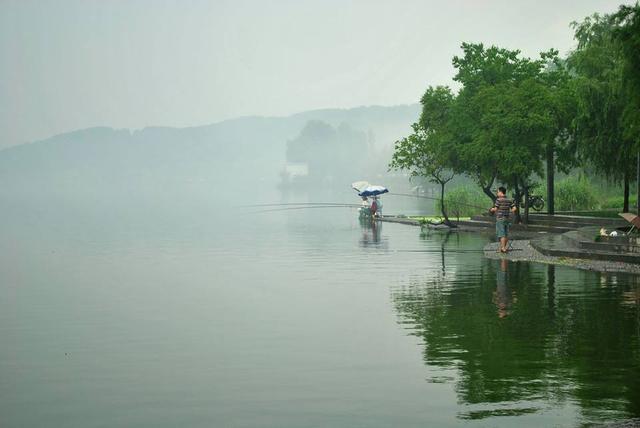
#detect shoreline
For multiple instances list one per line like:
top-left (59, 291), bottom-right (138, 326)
top-left (483, 240), bottom-right (640, 274)
top-left (379, 215), bottom-right (640, 275)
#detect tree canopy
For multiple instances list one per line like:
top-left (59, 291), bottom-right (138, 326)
top-left (390, 86), bottom-right (458, 224)
top-left (568, 9), bottom-right (639, 210)
top-left (391, 3), bottom-right (640, 220)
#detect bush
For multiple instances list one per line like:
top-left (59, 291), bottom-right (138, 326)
top-left (555, 175), bottom-right (599, 211)
top-left (601, 195), bottom-right (637, 209)
top-left (444, 186), bottom-right (491, 218)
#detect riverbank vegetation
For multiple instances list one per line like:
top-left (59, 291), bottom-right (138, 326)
top-left (390, 3), bottom-right (640, 225)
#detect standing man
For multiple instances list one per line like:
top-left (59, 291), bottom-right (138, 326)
top-left (490, 186), bottom-right (517, 253)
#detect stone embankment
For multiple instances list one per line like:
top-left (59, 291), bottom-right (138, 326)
top-left (483, 240), bottom-right (640, 274)
top-left (381, 213), bottom-right (640, 273)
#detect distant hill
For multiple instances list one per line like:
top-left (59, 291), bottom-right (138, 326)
top-left (0, 104), bottom-right (419, 199)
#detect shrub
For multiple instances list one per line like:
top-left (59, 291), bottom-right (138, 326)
top-left (444, 186), bottom-right (491, 218)
top-left (601, 195), bottom-right (637, 209)
top-left (554, 175), bottom-right (599, 211)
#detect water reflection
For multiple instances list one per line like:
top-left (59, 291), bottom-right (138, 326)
top-left (419, 229), bottom-right (454, 275)
top-left (391, 242), bottom-right (640, 424)
top-left (359, 217), bottom-right (383, 248)
top-left (494, 259), bottom-right (516, 318)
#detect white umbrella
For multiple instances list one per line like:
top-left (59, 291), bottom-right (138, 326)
top-left (351, 181), bottom-right (370, 193)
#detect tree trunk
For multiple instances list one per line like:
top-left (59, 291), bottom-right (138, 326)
top-left (637, 151), bottom-right (639, 214)
top-left (513, 178), bottom-right (522, 224)
top-left (523, 185), bottom-right (530, 225)
top-left (439, 180), bottom-right (456, 228)
top-left (624, 170), bottom-right (630, 213)
top-left (546, 142), bottom-right (555, 215)
top-left (481, 172), bottom-right (497, 202)
top-left (482, 185), bottom-right (496, 203)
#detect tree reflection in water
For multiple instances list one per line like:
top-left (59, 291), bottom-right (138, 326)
top-left (391, 246), bottom-right (640, 424)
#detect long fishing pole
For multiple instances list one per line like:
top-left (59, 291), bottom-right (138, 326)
top-left (394, 249), bottom-right (485, 253)
top-left (239, 202), bottom-right (361, 208)
top-left (245, 205), bottom-right (361, 214)
top-left (388, 192), bottom-right (492, 212)
top-left (238, 191), bottom-right (493, 215)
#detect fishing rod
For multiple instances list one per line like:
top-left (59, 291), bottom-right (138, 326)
top-left (239, 191), bottom-right (493, 215)
top-left (239, 202), bottom-right (361, 208)
top-left (239, 193), bottom-right (491, 212)
top-left (394, 249), bottom-right (485, 254)
top-left (244, 205), bottom-right (361, 214)
top-left (388, 192), bottom-right (492, 212)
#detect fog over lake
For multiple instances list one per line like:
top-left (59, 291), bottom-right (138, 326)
top-left (2, 1), bottom-right (639, 427)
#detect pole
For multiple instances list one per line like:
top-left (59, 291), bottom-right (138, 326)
top-left (547, 142), bottom-right (555, 215)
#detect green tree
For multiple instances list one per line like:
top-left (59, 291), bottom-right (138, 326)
top-left (569, 13), bottom-right (637, 212)
top-left (611, 3), bottom-right (640, 212)
top-left (451, 43), bottom-right (559, 222)
top-left (390, 86), bottom-right (458, 226)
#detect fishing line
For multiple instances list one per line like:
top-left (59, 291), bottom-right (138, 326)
top-left (388, 192), bottom-right (492, 212)
top-left (245, 205), bottom-right (361, 214)
top-left (238, 202), bottom-right (361, 208)
top-left (394, 249), bottom-right (486, 253)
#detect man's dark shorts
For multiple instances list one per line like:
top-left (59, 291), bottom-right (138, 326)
top-left (496, 219), bottom-right (510, 238)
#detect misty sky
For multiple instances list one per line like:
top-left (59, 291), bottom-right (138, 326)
top-left (0, 0), bottom-right (631, 148)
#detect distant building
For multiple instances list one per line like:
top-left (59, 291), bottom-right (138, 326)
top-left (284, 162), bottom-right (309, 179)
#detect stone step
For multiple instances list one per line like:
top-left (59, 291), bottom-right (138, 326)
top-left (528, 213), bottom-right (628, 226)
top-left (560, 230), bottom-right (580, 247)
top-left (531, 234), bottom-right (640, 264)
top-left (528, 217), bottom-right (625, 228)
top-left (512, 224), bottom-right (575, 233)
top-left (563, 229), bottom-right (640, 254)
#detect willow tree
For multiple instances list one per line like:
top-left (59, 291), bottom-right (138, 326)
top-left (612, 3), bottom-right (640, 212)
top-left (569, 13), bottom-right (637, 212)
top-left (390, 86), bottom-right (458, 226)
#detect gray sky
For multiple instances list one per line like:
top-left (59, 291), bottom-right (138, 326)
top-left (0, 0), bottom-right (629, 148)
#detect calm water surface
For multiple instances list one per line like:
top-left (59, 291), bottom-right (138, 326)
top-left (1, 197), bottom-right (639, 427)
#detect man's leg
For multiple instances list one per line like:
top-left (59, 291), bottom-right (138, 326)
top-left (497, 220), bottom-right (506, 251)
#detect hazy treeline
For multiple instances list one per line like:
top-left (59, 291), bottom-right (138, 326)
top-left (0, 105), bottom-right (419, 204)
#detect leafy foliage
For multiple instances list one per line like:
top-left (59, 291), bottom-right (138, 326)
top-left (443, 186), bottom-right (488, 218)
top-left (390, 86), bottom-right (457, 224)
top-left (611, 3), bottom-right (640, 147)
top-left (554, 174), bottom-right (599, 211)
top-left (391, 4), bottom-right (640, 216)
top-left (569, 12), bottom-right (637, 186)
top-left (449, 43), bottom-right (572, 214)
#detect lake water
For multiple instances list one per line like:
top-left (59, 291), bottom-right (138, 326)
top-left (2, 196), bottom-right (639, 427)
